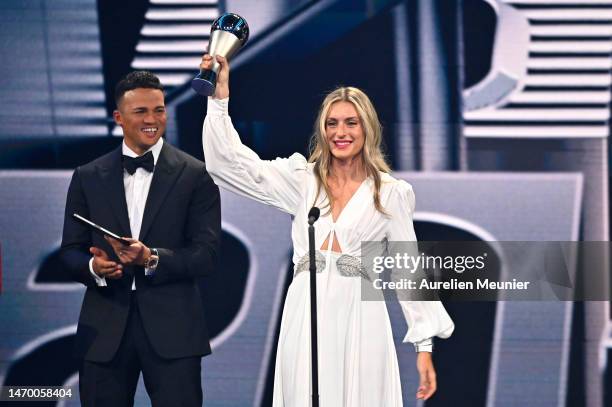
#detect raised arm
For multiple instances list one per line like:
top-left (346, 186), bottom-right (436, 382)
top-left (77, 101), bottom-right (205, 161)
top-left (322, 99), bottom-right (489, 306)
top-left (201, 54), bottom-right (307, 215)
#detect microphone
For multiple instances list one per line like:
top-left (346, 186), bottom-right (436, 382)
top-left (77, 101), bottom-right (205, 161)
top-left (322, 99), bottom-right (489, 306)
top-left (308, 207), bottom-right (320, 226)
top-left (306, 205), bottom-right (321, 405)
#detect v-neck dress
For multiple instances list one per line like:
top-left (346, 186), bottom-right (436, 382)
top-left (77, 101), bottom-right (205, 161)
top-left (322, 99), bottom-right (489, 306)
top-left (203, 98), bottom-right (454, 406)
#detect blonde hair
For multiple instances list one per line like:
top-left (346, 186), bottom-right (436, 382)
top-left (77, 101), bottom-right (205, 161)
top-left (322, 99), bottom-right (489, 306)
top-left (308, 86), bottom-right (390, 214)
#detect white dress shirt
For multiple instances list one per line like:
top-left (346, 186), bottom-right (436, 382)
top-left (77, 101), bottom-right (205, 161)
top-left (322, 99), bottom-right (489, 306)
top-left (89, 138), bottom-right (164, 288)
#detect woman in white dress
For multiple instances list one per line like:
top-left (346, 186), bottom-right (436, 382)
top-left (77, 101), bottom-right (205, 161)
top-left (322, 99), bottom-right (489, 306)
top-left (200, 54), bottom-right (454, 406)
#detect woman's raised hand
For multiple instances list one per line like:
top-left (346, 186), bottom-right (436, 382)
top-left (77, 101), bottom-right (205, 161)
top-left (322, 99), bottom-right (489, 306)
top-left (200, 54), bottom-right (230, 99)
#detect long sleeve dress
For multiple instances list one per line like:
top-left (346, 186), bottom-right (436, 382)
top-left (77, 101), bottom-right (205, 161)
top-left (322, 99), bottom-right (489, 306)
top-left (203, 98), bottom-right (454, 407)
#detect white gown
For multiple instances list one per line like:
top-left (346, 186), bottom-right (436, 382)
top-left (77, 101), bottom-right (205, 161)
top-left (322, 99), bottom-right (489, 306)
top-left (203, 98), bottom-right (455, 407)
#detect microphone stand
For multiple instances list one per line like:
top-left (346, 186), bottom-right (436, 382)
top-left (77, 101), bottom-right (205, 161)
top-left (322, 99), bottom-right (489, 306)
top-left (307, 207), bottom-right (320, 407)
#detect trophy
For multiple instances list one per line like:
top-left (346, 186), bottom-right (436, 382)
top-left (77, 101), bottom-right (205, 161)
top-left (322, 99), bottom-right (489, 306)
top-left (191, 13), bottom-right (249, 96)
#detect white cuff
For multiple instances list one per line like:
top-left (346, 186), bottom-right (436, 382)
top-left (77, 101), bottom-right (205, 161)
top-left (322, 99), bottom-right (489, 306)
top-left (414, 337), bottom-right (433, 353)
top-left (207, 97), bottom-right (229, 115)
top-left (89, 257), bottom-right (107, 287)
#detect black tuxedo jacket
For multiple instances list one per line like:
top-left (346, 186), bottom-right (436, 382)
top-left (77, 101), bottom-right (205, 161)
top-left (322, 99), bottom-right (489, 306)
top-left (60, 142), bottom-right (221, 363)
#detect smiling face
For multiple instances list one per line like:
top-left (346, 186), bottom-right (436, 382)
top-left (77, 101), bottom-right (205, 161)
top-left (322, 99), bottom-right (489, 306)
top-left (113, 88), bottom-right (166, 155)
top-left (325, 101), bottom-right (365, 163)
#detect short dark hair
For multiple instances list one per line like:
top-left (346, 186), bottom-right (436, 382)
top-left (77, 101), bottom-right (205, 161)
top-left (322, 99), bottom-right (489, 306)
top-left (114, 71), bottom-right (164, 107)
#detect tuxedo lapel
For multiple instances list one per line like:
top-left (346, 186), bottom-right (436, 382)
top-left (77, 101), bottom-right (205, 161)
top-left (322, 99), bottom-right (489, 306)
top-left (96, 147), bottom-right (131, 237)
top-left (139, 143), bottom-right (185, 241)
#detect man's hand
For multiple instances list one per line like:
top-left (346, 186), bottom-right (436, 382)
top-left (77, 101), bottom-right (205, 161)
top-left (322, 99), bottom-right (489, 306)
top-left (104, 236), bottom-right (151, 266)
top-left (416, 352), bottom-right (437, 400)
top-left (90, 247), bottom-right (123, 279)
top-left (200, 54), bottom-right (230, 99)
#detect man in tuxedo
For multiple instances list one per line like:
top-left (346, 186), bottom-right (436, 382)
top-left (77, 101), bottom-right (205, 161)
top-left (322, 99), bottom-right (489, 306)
top-left (60, 71), bottom-right (221, 406)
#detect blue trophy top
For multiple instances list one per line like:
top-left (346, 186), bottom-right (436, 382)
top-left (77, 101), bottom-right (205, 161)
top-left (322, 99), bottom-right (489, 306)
top-left (211, 13), bottom-right (250, 45)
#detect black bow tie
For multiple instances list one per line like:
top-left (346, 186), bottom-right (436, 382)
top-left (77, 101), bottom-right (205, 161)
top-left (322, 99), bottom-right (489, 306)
top-left (122, 151), bottom-right (155, 175)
